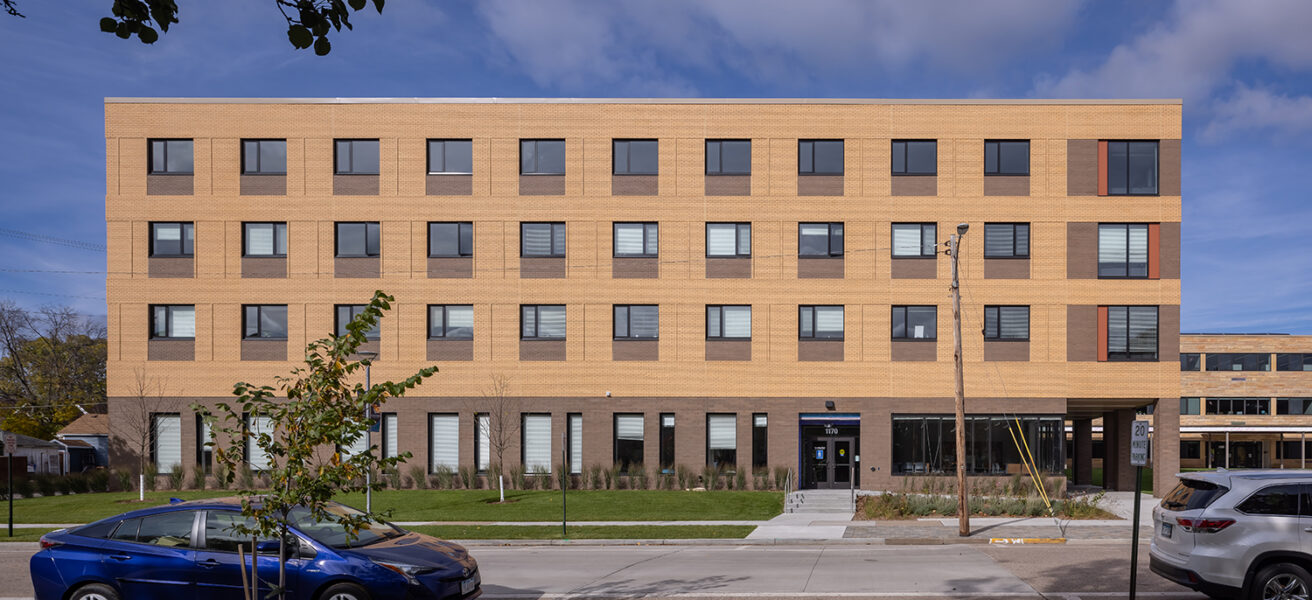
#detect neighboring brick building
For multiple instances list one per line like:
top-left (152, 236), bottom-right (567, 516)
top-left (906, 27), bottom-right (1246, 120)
top-left (104, 98), bottom-right (1182, 494)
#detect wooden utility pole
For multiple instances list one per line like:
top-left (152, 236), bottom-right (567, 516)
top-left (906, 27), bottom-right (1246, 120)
top-left (950, 226), bottom-right (969, 537)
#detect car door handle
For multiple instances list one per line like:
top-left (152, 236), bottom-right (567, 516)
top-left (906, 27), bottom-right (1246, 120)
top-left (1304, 528), bottom-right (1312, 533)
top-left (109, 555), bottom-right (132, 561)
top-left (199, 558), bottom-right (220, 568)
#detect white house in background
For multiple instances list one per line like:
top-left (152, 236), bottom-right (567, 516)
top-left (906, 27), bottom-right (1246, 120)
top-left (56, 413), bottom-right (110, 472)
top-left (0, 430), bottom-right (65, 475)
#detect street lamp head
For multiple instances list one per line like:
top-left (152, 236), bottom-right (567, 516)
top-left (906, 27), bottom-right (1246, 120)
top-left (956, 223), bottom-right (969, 236)
top-left (357, 350), bottom-right (379, 360)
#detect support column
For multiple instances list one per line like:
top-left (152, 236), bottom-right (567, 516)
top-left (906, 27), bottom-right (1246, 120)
top-left (1074, 419), bottom-right (1094, 486)
top-left (1152, 397), bottom-right (1180, 498)
top-left (1101, 412), bottom-right (1119, 490)
top-left (1113, 409), bottom-right (1136, 491)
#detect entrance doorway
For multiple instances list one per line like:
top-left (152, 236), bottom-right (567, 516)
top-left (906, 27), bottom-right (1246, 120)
top-left (1207, 440), bottom-right (1263, 469)
top-left (799, 415), bottom-right (860, 489)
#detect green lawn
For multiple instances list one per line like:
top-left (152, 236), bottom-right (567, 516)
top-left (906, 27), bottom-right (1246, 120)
top-left (406, 524), bottom-right (756, 540)
top-left (1065, 468), bottom-right (1154, 493)
top-left (5, 489), bottom-right (783, 524)
top-left (0, 528), bottom-right (60, 543)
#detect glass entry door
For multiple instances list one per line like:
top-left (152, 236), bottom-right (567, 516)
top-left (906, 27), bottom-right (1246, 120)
top-left (807, 436), bottom-right (856, 489)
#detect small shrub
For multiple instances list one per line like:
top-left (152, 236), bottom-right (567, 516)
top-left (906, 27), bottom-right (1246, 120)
top-left (602, 464), bottom-right (616, 490)
top-left (734, 469), bottom-right (747, 491)
top-left (509, 464), bottom-right (527, 490)
top-left (114, 469), bottom-right (133, 492)
top-left (676, 464), bottom-right (692, 490)
top-left (34, 475), bottom-right (57, 497)
top-left (66, 474), bottom-right (89, 494)
top-left (385, 467), bottom-right (403, 490)
top-left (586, 464), bottom-right (602, 490)
top-left (432, 465), bottom-right (455, 490)
top-left (1025, 496), bottom-right (1047, 516)
top-left (168, 465), bottom-right (186, 491)
top-left (88, 469), bottom-right (110, 493)
top-left (238, 466), bottom-right (255, 489)
top-left (189, 467), bottom-right (206, 490)
top-left (555, 463), bottom-right (570, 490)
top-left (701, 464), bottom-right (722, 490)
top-left (408, 466), bottom-right (428, 489)
top-left (54, 476), bottom-right (72, 495)
top-left (214, 464), bottom-right (230, 490)
top-left (454, 466), bottom-right (472, 490)
top-left (628, 463), bottom-right (647, 490)
top-left (143, 464), bottom-right (159, 491)
top-left (15, 477), bottom-right (36, 499)
top-left (488, 464), bottom-right (503, 490)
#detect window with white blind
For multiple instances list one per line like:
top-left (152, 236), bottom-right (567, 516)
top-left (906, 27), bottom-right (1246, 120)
top-left (521, 222), bottom-right (566, 257)
top-left (243, 222), bottom-right (287, 257)
top-left (195, 414), bottom-right (213, 473)
top-left (152, 414), bottom-right (181, 471)
top-left (799, 305), bottom-right (844, 339)
top-left (152, 305), bottom-right (195, 339)
top-left (983, 223), bottom-right (1029, 258)
top-left (892, 305), bottom-right (937, 340)
top-left (798, 223), bottom-right (843, 257)
top-left (892, 223), bottom-right (937, 258)
top-left (707, 305), bottom-right (751, 340)
top-left (613, 223), bottom-right (658, 257)
top-left (706, 223), bottom-right (751, 257)
top-left (614, 305), bottom-right (659, 340)
top-left (568, 414), bottom-right (583, 475)
top-left (1098, 223), bottom-right (1149, 278)
top-left (522, 414), bottom-right (552, 475)
top-left (429, 414), bottom-right (458, 473)
top-left (984, 306), bottom-right (1030, 341)
top-left (1106, 306), bottom-right (1158, 361)
top-left (614, 413), bottom-right (644, 472)
top-left (150, 222), bottom-right (195, 257)
top-left (429, 305), bottom-right (474, 339)
top-left (707, 414), bottom-right (737, 469)
top-left (381, 414), bottom-right (398, 459)
top-left (340, 429), bottom-right (368, 459)
top-left (522, 305), bottom-right (566, 339)
top-left (246, 415), bottom-right (272, 471)
top-left (476, 414), bottom-right (490, 472)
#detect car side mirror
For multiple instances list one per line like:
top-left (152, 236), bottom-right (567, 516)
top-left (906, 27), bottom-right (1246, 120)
top-left (254, 540), bottom-right (281, 554)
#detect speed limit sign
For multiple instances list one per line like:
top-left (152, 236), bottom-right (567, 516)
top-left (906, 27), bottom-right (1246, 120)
top-left (3, 432), bottom-right (14, 456)
top-left (1130, 420), bottom-right (1150, 467)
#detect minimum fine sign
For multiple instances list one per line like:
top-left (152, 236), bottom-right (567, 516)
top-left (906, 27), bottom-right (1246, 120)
top-left (1130, 420), bottom-right (1150, 467)
top-left (3, 432), bottom-right (15, 456)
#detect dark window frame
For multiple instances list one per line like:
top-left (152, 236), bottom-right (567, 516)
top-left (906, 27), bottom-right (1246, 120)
top-left (1206, 353), bottom-right (1272, 372)
top-left (148, 139), bottom-right (194, 175)
top-left (706, 413), bottom-right (738, 470)
top-left (798, 222), bottom-right (844, 258)
top-left (983, 140), bottom-right (1030, 176)
top-left (613, 222), bottom-right (659, 258)
top-left (1098, 223), bottom-right (1151, 279)
top-left (706, 304), bottom-right (752, 341)
top-left (520, 304), bottom-right (566, 340)
top-left (150, 304), bottom-right (195, 339)
top-left (797, 139), bottom-right (845, 175)
top-left (334, 222), bottom-right (380, 258)
top-left (1180, 397), bottom-right (1201, 415)
top-left (242, 304), bottom-right (288, 340)
top-left (751, 413), bottom-right (768, 469)
top-left (334, 304), bottom-right (379, 340)
top-left (705, 222), bottom-right (752, 258)
top-left (798, 305), bottom-right (844, 340)
top-left (1205, 398), bottom-right (1270, 416)
top-left (1277, 354), bottom-right (1312, 372)
top-left (1106, 140), bottom-right (1160, 196)
top-left (984, 305), bottom-right (1030, 341)
top-left (520, 139), bottom-right (566, 175)
top-left (195, 413), bottom-right (213, 474)
top-left (613, 304), bottom-right (659, 340)
top-left (1277, 398), bottom-right (1312, 416)
top-left (1105, 305), bottom-right (1159, 362)
top-left (427, 304), bottom-right (474, 340)
top-left (890, 139), bottom-right (937, 176)
top-left (705, 139), bottom-right (752, 175)
top-left (891, 223), bottom-right (937, 258)
top-left (333, 139), bottom-right (381, 175)
top-left (891, 305), bottom-right (938, 340)
top-left (613, 413), bottom-right (645, 473)
top-left (428, 222), bottom-right (474, 258)
top-left (658, 413), bottom-right (675, 473)
top-left (241, 222), bottom-right (288, 258)
top-left (612, 139), bottom-right (659, 175)
top-left (149, 222), bottom-right (195, 257)
top-left (982, 223), bottom-right (1030, 259)
top-left (241, 139), bottom-right (287, 175)
top-left (520, 222), bottom-right (567, 258)
top-left (426, 139), bottom-right (474, 175)
top-left (1180, 353), bottom-right (1201, 371)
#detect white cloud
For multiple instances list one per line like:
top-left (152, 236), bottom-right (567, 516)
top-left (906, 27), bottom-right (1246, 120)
top-left (1202, 85), bottom-right (1312, 141)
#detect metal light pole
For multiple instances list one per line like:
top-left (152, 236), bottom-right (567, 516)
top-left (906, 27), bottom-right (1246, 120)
top-left (358, 350), bottom-right (379, 514)
top-left (950, 223), bottom-right (970, 537)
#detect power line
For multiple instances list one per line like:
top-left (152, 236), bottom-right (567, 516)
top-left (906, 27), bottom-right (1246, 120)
top-left (0, 228), bottom-right (106, 253)
top-left (0, 289), bottom-right (105, 301)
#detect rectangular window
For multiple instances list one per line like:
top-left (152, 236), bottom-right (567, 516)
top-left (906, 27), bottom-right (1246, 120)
top-left (150, 222), bottom-right (195, 257)
top-left (983, 223), bottom-right (1029, 258)
top-left (428, 413), bottom-right (458, 473)
top-left (1180, 397), bottom-right (1201, 415)
top-left (892, 415), bottom-right (1064, 475)
top-left (705, 139), bottom-right (751, 175)
top-left (1277, 398), bottom-right (1312, 415)
top-left (984, 140), bottom-right (1029, 176)
top-left (891, 140), bottom-right (936, 175)
top-left (891, 223), bottom-right (937, 258)
top-left (381, 413), bottom-right (398, 459)
top-left (1180, 353), bottom-right (1201, 371)
top-left (339, 423), bottom-right (368, 459)
top-left (521, 414), bottom-right (552, 475)
top-left (520, 139), bottom-right (566, 175)
top-left (151, 305), bottom-right (195, 339)
top-left (428, 222), bottom-right (473, 258)
top-left (659, 414), bottom-right (675, 473)
top-left (428, 305), bottom-right (473, 340)
top-left (614, 305), bottom-right (659, 340)
top-left (568, 413), bottom-right (583, 475)
top-left (521, 222), bottom-right (566, 257)
top-left (707, 305), bottom-right (751, 340)
top-left (751, 413), bottom-right (767, 469)
top-left (149, 139), bottom-right (194, 174)
top-left (335, 304), bottom-right (380, 340)
top-left (243, 305), bottom-right (288, 339)
top-left (334, 139), bottom-right (379, 175)
top-left (521, 305), bottom-right (566, 340)
top-left (1098, 224), bottom-right (1149, 278)
top-left (892, 306), bottom-right (937, 340)
top-left (613, 223), bottom-right (658, 258)
top-left (427, 139), bottom-right (473, 174)
top-left (798, 140), bottom-right (844, 175)
top-left (1180, 441), bottom-right (1202, 460)
top-left (614, 413), bottom-right (644, 473)
top-left (1206, 353), bottom-right (1272, 372)
top-left (798, 223), bottom-right (843, 257)
top-left (1106, 306), bottom-right (1158, 361)
top-left (706, 223), bottom-right (751, 257)
top-left (707, 414), bottom-right (737, 469)
top-left (1277, 354), bottom-right (1312, 371)
top-left (1107, 140), bottom-right (1159, 195)
top-left (798, 305), bottom-right (844, 339)
top-left (152, 413), bottom-right (181, 471)
top-left (613, 139), bottom-right (658, 175)
top-left (246, 414), bottom-right (272, 471)
top-left (1205, 398), bottom-right (1269, 416)
top-left (475, 414), bottom-right (490, 473)
top-left (984, 306), bottom-right (1029, 341)
top-left (243, 222), bottom-right (287, 257)
top-left (335, 222), bottom-right (380, 257)
top-left (195, 414), bottom-right (212, 473)
top-left (241, 140), bottom-right (287, 175)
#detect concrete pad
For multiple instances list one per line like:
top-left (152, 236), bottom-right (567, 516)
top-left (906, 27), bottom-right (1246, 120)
top-left (746, 525), bottom-right (849, 540)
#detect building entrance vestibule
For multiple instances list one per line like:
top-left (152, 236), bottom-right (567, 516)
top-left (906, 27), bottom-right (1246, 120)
top-left (800, 416), bottom-right (860, 490)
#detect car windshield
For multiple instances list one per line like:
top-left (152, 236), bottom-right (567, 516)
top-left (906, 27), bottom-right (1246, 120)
top-left (1161, 479), bottom-right (1228, 511)
top-left (288, 503), bottom-right (405, 549)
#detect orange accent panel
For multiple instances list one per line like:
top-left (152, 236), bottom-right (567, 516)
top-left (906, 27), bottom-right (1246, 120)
top-left (1148, 223), bottom-right (1161, 279)
top-left (1097, 141), bottom-right (1108, 196)
top-left (1097, 306), bottom-right (1109, 362)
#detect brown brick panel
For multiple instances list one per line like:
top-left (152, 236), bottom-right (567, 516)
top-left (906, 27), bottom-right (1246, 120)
top-left (146, 174), bottom-right (193, 196)
top-left (797, 258), bottom-right (844, 279)
top-left (428, 257), bottom-right (473, 279)
top-left (612, 258), bottom-right (658, 279)
top-left (148, 257), bottom-right (193, 278)
top-left (1160, 222), bottom-right (1181, 279)
top-left (890, 176), bottom-right (935, 196)
top-left (704, 175), bottom-right (750, 196)
top-left (983, 176), bottom-right (1029, 197)
top-left (984, 258), bottom-right (1029, 279)
top-left (890, 258), bottom-right (937, 279)
top-left (1066, 140), bottom-right (1098, 196)
top-left (798, 340), bottom-right (843, 362)
top-left (1159, 304), bottom-right (1181, 364)
top-left (240, 175), bottom-right (286, 196)
top-left (333, 175), bottom-right (379, 195)
top-left (335, 257), bottom-right (380, 278)
top-left (519, 175), bottom-right (565, 195)
top-left (520, 340), bottom-right (566, 361)
top-left (351, 340), bottom-right (380, 361)
top-left (613, 340), bottom-right (659, 361)
top-left (240, 339), bottom-right (287, 361)
top-left (612, 175), bottom-right (657, 196)
top-left (891, 340), bottom-right (937, 362)
top-left (426, 174), bottom-right (473, 196)
top-left (984, 340), bottom-right (1029, 362)
top-left (148, 339), bottom-right (195, 361)
top-left (241, 257), bottom-right (286, 278)
top-left (427, 339), bottom-right (474, 361)
top-left (706, 340), bottom-right (751, 361)
top-left (797, 175), bottom-right (843, 196)
top-left (1160, 139), bottom-right (1181, 196)
top-left (1066, 305), bottom-right (1098, 362)
top-left (1066, 222), bottom-right (1097, 279)
top-left (520, 257), bottom-right (566, 278)
top-left (705, 258), bottom-right (751, 279)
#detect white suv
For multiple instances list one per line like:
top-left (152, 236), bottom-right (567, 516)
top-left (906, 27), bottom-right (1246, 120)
top-left (1151, 470), bottom-right (1312, 599)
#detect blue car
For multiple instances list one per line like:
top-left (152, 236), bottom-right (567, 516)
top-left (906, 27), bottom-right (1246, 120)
top-left (29, 497), bottom-right (481, 600)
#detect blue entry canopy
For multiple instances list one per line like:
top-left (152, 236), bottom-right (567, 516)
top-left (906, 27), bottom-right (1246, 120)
top-left (800, 413), bottom-right (861, 426)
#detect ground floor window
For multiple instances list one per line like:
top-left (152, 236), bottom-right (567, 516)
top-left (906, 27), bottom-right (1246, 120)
top-left (1278, 441), bottom-right (1312, 461)
top-left (381, 413), bottom-right (398, 459)
top-left (1180, 440), bottom-right (1202, 460)
top-left (429, 413), bottom-right (458, 473)
top-left (194, 413), bottom-right (212, 474)
top-left (152, 413), bottom-right (181, 472)
top-left (521, 414), bottom-right (552, 474)
top-left (614, 413), bottom-right (644, 472)
top-left (707, 413), bottom-right (737, 469)
top-left (568, 413), bottom-right (582, 475)
top-left (752, 414), bottom-right (768, 469)
top-left (245, 414), bottom-right (273, 471)
top-left (659, 414), bottom-right (675, 473)
top-left (475, 414), bottom-right (489, 472)
top-left (892, 415), bottom-right (1063, 475)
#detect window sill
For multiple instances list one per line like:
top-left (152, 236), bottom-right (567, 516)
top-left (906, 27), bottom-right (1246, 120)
top-left (520, 172), bottom-right (566, 176)
top-left (614, 254), bottom-right (658, 259)
top-left (890, 173), bottom-right (936, 177)
top-left (892, 255), bottom-right (936, 260)
top-left (799, 254), bottom-right (844, 259)
top-left (522, 338), bottom-right (566, 342)
top-left (151, 337), bottom-right (195, 341)
top-left (614, 337), bottom-right (660, 342)
top-left (334, 172), bottom-right (380, 176)
top-left (799, 172), bottom-right (844, 177)
top-left (891, 337), bottom-right (937, 342)
top-left (429, 254), bottom-right (474, 259)
top-left (613, 172), bottom-right (658, 177)
top-left (705, 172), bottom-right (752, 177)
top-left (150, 254), bottom-right (194, 259)
top-left (429, 337), bottom-right (474, 342)
top-left (984, 255), bottom-right (1030, 260)
top-left (705, 255), bottom-right (751, 259)
top-left (336, 254), bottom-right (381, 259)
top-left (984, 173), bottom-right (1030, 177)
top-left (242, 337), bottom-right (288, 341)
top-left (147, 172), bottom-right (194, 176)
top-left (799, 337), bottom-right (845, 341)
top-left (984, 338), bottom-right (1029, 342)
top-left (241, 172), bottom-right (287, 176)
top-left (707, 338), bottom-right (752, 342)
top-left (428, 171), bottom-right (473, 176)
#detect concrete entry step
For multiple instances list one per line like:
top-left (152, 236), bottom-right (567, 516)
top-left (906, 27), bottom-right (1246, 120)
top-left (786, 489), bottom-right (857, 515)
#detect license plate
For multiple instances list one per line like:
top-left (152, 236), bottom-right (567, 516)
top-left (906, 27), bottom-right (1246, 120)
top-left (461, 573), bottom-right (479, 596)
top-left (1161, 522), bottom-right (1173, 538)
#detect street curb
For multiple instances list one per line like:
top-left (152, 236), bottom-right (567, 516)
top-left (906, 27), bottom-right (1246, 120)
top-left (453, 537), bottom-right (1124, 547)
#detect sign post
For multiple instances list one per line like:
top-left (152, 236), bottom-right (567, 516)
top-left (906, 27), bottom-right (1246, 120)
top-left (5, 432), bottom-right (16, 538)
top-left (1129, 419), bottom-right (1150, 600)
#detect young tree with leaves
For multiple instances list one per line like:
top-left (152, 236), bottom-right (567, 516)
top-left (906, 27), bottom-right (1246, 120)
top-left (199, 290), bottom-right (437, 600)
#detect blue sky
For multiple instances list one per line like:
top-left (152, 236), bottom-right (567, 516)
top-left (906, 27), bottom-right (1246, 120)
top-left (1, 0), bottom-right (1310, 332)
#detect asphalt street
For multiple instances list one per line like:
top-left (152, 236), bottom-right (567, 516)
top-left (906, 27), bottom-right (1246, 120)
top-left (0, 542), bottom-right (1206, 599)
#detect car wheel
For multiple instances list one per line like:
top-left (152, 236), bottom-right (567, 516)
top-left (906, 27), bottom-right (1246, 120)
top-left (69, 583), bottom-right (120, 600)
top-left (1251, 562), bottom-right (1312, 600)
top-left (320, 582), bottom-right (372, 600)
